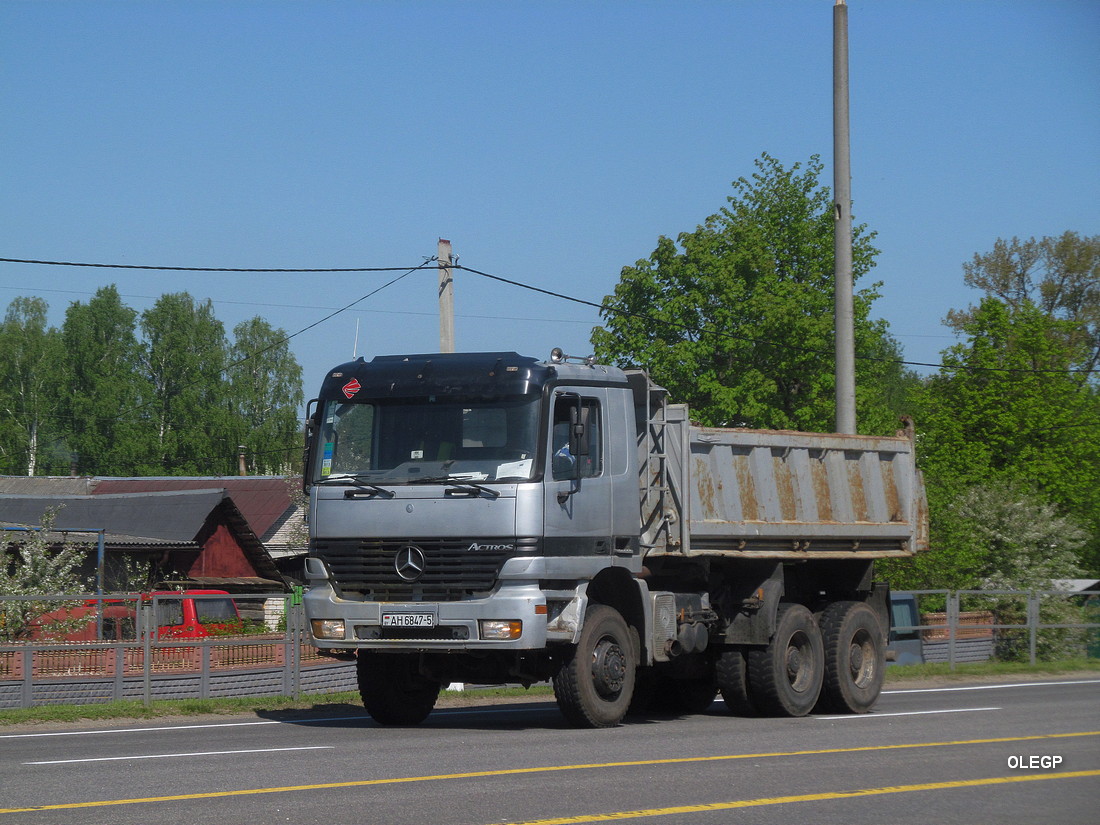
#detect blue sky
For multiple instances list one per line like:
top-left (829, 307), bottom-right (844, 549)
top-left (2, 0), bottom-right (1097, 398)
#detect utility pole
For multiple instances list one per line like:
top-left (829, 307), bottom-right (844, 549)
top-left (833, 0), bottom-right (856, 434)
top-left (438, 238), bottom-right (455, 353)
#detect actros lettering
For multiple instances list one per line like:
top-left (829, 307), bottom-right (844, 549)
top-left (466, 543), bottom-right (515, 552)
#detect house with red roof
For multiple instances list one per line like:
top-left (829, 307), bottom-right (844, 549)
top-left (0, 476), bottom-right (306, 594)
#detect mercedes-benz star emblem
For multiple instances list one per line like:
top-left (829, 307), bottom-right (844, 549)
top-left (394, 545), bottom-right (426, 582)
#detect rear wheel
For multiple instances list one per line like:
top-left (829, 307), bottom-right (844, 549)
top-left (816, 601), bottom-right (885, 713)
top-left (747, 603), bottom-right (823, 717)
top-left (716, 646), bottom-right (756, 716)
top-left (553, 604), bottom-right (636, 728)
top-left (357, 651), bottom-right (441, 726)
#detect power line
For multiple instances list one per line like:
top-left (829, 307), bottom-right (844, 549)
top-left (0, 284), bottom-right (593, 327)
top-left (453, 263), bottom-right (1099, 377)
top-left (63, 261), bottom-right (434, 433)
top-left (2, 254), bottom-right (1095, 376)
top-left (0, 257), bottom-right (426, 273)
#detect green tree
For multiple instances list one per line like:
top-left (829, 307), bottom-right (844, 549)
top-left (227, 317), bottom-right (304, 474)
top-left (950, 231), bottom-right (1098, 374)
top-left (890, 475), bottom-right (1088, 593)
top-left (60, 286), bottom-right (152, 475)
top-left (140, 293), bottom-right (232, 474)
top-left (922, 295), bottom-right (1099, 575)
top-left (0, 297), bottom-right (64, 475)
top-left (954, 480), bottom-right (1087, 663)
top-left (0, 508), bottom-right (90, 642)
top-left (880, 477), bottom-right (1091, 661)
top-left (887, 232), bottom-right (1100, 587)
top-left (955, 480), bottom-right (1086, 591)
top-left (591, 153), bottom-right (912, 433)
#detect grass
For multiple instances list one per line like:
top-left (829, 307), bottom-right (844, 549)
top-left (0, 685), bottom-right (555, 728)
top-left (0, 692), bottom-right (363, 728)
top-left (1, 659), bottom-right (1095, 728)
top-left (882, 656), bottom-right (1100, 683)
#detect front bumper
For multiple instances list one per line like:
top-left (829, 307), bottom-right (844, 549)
top-left (303, 581), bottom-right (548, 651)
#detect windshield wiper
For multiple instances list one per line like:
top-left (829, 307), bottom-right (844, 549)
top-left (317, 474), bottom-right (396, 498)
top-left (410, 475), bottom-right (501, 499)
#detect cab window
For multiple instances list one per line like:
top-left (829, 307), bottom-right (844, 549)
top-left (552, 396), bottom-right (602, 480)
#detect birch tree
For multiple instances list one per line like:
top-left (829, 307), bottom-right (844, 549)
top-left (0, 298), bottom-right (62, 474)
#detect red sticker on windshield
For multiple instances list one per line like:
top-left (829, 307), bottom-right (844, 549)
top-left (342, 378), bottom-right (361, 399)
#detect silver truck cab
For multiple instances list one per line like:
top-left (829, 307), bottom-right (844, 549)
top-left (302, 351), bottom-right (642, 655)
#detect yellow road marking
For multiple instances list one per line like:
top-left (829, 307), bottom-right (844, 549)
top-left (2, 730), bottom-right (1097, 814)
top-left (500, 771), bottom-right (1100, 825)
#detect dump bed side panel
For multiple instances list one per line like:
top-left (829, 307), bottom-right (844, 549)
top-left (653, 424), bottom-right (927, 559)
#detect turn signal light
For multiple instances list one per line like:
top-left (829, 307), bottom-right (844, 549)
top-left (479, 620), bottom-right (522, 640)
top-left (311, 619), bottom-right (346, 640)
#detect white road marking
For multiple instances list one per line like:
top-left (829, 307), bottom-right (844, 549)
top-left (3, 679), bottom-right (1095, 740)
top-left (24, 745), bottom-right (334, 765)
top-left (882, 679), bottom-right (1100, 695)
top-left (0, 705), bottom-right (546, 739)
top-left (817, 706), bottom-right (1001, 720)
top-left (0, 717), bottom-right (366, 739)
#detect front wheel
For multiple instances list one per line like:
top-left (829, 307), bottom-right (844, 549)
top-left (553, 604), bottom-right (637, 728)
top-left (357, 651), bottom-right (441, 726)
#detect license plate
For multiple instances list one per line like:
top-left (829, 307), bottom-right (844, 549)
top-left (381, 612), bottom-right (435, 628)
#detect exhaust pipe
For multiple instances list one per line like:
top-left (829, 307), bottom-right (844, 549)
top-left (666, 623), bottom-right (710, 657)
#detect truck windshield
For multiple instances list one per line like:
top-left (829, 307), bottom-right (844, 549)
top-left (315, 395), bottom-right (541, 484)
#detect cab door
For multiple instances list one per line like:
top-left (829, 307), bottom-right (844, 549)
top-left (542, 388), bottom-right (613, 558)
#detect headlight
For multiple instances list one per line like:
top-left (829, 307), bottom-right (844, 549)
top-left (311, 619), bottom-right (346, 640)
top-left (479, 620), bottom-right (522, 640)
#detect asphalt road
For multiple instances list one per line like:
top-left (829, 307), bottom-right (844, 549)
top-left (1, 677), bottom-right (1097, 825)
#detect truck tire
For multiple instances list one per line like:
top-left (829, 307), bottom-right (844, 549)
top-left (357, 651), bottom-right (441, 726)
top-left (716, 646), bottom-right (756, 716)
top-left (816, 601), bottom-right (885, 713)
top-left (553, 604), bottom-right (636, 728)
top-left (746, 603), bottom-right (823, 717)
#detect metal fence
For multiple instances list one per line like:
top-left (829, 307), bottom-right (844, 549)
top-left (0, 592), bottom-right (357, 710)
top-left (889, 588), bottom-right (1100, 669)
top-left (1, 588), bottom-right (1098, 710)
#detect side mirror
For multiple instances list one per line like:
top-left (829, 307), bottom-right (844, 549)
top-left (302, 399), bottom-right (320, 493)
top-left (569, 403), bottom-right (590, 457)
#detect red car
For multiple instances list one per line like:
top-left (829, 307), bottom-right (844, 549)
top-left (25, 590), bottom-right (241, 641)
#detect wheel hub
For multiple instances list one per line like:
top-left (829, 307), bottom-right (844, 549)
top-left (849, 642), bottom-right (865, 674)
top-left (591, 638), bottom-right (626, 696)
top-left (786, 646), bottom-right (803, 681)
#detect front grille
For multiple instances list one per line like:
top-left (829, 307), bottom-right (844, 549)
top-left (311, 538), bottom-right (516, 602)
top-left (356, 625), bottom-right (470, 641)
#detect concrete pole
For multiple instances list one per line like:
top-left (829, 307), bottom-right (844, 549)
top-left (438, 238), bottom-right (455, 353)
top-left (833, 0), bottom-right (856, 434)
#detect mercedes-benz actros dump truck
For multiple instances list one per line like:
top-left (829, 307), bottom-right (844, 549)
top-left (302, 350), bottom-right (927, 727)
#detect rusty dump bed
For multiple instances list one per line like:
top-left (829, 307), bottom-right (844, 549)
top-left (637, 399), bottom-right (929, 560)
